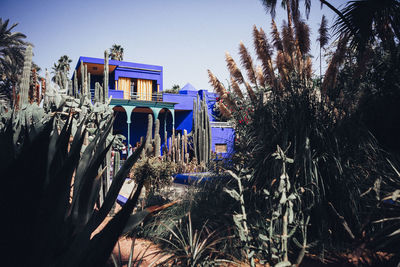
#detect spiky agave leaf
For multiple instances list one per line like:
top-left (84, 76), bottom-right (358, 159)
top-left (238, 41), bottom-right (258, 86)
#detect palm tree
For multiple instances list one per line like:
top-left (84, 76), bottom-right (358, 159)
top-left (0, 18), bottom-right (27, 106)
top-left (109, 44), bottom-right (124, 61)
top-left (260, 0), bottom-right (400, 52)
top-left (51, 55), bottom-right (72, 83)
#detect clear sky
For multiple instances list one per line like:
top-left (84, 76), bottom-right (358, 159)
top-left (1, 0), bottom-right (347, 91)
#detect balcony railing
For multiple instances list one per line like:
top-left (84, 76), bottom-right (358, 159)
top-left (130, 92), bottom-right (163, 102)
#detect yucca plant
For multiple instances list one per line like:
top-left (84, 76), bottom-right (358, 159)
top-left (155, 212), bottom-right (228, 266)
top-left (0, 110), bottom-right (155, 267)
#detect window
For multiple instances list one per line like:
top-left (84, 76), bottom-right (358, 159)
top-left (215, 143), bottom-right (227, 153)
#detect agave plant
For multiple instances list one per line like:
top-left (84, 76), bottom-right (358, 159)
top-left (0, 110), bottom-right (156, 267)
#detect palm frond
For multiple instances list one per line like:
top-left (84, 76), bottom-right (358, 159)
top-left (260, 0), bottom-right (278, 18)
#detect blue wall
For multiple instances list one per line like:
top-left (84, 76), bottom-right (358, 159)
top-left (211, 127), bottom-right (235, 158)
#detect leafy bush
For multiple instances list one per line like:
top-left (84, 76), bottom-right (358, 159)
top-left (130, 157), bottom-right (175, 195)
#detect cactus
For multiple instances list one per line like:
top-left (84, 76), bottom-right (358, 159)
top-left (142, 114), bottom-right (153, 158)
top-left (154, 119), bottom-right (161, 157)
top-left (103, 50), bottom-right (109, 103)
top-left (73, 70), bottom-right (78, 97)
top-left (19, 45), bottom-right (33, 106)
top-left (87, 72), bottom-right (91, 98)
top-left (80, 60), bottom-right (84, 96)
top-left (113, 150), bottom-right (121, 176)
top-left (191, 92), bottom-right (212, 166)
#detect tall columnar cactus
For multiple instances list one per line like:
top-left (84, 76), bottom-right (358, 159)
top-left (80, 60), bottom-right (85, 96)
top-left (192, 92), bottom-right (212, 165)
top-left (19, 45), bottom-right (33, 106)
top-left (143, 114), bottom-right (153, 158)
top-left (73, 70), bottom-right (78, 97)
top-left (154, 119), bottom-right (161, 157)
top-left (103, 50), bottom-right (109, 103)
top-left (87, 72), bottom-right (91, 98)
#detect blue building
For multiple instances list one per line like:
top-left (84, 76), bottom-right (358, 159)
top-left (73, 56), bottom-right (234, 158)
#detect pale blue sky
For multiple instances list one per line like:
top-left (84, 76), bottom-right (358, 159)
top-left (1, 0), bottom-right (347, 90)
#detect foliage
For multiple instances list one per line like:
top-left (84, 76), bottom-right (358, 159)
top-left (52, 54), bottom-right (72, 83)
top-left (130, 157), bottom-right (175, 194)
top-left (0, 18), bottom-right (27, 106)
top-left (163, 84), bottom-right (180, 94)
top-left (207, 3), bottom-right (400, 265)
top-left (156, 212), bottom-right (228, 266)
top-left (0, 109), bottom-right (152, 266)
top-left (109, 44), bottom-right (124, 61)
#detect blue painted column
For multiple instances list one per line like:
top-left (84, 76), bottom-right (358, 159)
top-left (171, 109), bottom-right (175, 130)
top-left (151, 107), bottom-right (162, 123)
top-left (124, 106), bottom-right (135, 157)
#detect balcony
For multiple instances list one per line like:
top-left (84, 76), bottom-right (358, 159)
top-left (130, 92), bottom-right (163, 102)
top-left (108, 90), bottom-right (163, 102)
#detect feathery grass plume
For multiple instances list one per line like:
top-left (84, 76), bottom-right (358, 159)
top-left (230, 76), bottom-right (244, 99)
top-left (208, 69), bottom-right (237, 110)
top-left (218, 101), bottom-right (232, 118)
top-left (282, 21), bottom-right (295, 57)
top-left (318, 15), bottom-right (329, 77)
top-left (245, 81), bottom-right (257, 104)
top-left (256, 66), bottom-right (267, 88)
top-left (271, 19), bottom-right (284, 52)
top-left (305, 56), bottom-right (312, 80)
top-left (294, 46), bottom-right (303, 76)
top-left (253, 26), bottom-right (276, 89)
top-left (322, 36), bottom-right (349, 95)
top-left (317, 15), bottom-right (329, 48)
top-left (225, 52), bottom-right (245, 84)
top-left (208, 69), bottom-right (227, 97)
top-left (276, 51), bottom-right (289, 85)
top-left (294, 19), bottom-right (311, 56)
top-left (239, 41), bottom-right (258, 87)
